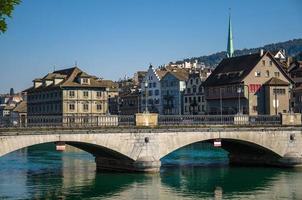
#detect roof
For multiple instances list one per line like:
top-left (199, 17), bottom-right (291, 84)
top-left (155, 69), bottom-right (168, 79)
top-left (164, 69), bottom-right (189, 81)
top-left (13, 101), bottom-right (27, 113)
top-left (264, 77), bottom-right (289, 86)
top-left (204, 53), bottom-right (262, 86)
top-left (27, 67), bottom-right (107, 92)
top-left (3, 105), bottom-right (15, 110)
top-left (204, 51), bottom-right (293, 86)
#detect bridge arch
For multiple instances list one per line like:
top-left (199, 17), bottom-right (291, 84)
top-left (0, 133), bottom-right (136, 162)
top-left (158, 132), bottom-right (283, 166)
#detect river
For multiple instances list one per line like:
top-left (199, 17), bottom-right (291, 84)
top-left (0, 143), bottom-right (301, 199)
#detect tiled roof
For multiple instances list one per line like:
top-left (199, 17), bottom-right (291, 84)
top-left (13, 101), bottom-right (27, 113)
top-left (204, 51), bottom-right (292, 86)
top-left (27, 67), bottom-right (107, 92)
top-left (204, 53), bottom-right (262, 86)
top-left (264, 77), bottom-right (289, 86)
top-left (165, 69), bottom-right (189, 81)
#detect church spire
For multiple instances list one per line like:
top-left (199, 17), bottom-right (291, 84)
top-left (227, 10), bottom-right (234, 58)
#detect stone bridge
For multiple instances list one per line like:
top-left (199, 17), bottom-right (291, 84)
top-left (1, 126), bottom-right (302, 172)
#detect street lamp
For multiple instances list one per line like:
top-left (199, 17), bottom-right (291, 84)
top-left (274, 86), bottom-right (278, 115)
top-left (237, 86), bottom-right (242, 114)
top-left (144, 81), bottom-right (149, 113)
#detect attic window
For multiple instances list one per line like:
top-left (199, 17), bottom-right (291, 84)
top-left (255, 71), bottom-right (261, 77)
top-left (82, 78), bottom-right (89, 84)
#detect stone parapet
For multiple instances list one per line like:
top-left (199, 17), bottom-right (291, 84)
top-left (135, 113), bottom-right (158, 127)
top-left (234, 115), bottom-right (249, 125)
top-left (281, 113), bottom-right (302, 126)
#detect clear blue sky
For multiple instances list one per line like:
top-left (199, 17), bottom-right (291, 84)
top-left (0, 0), bottom-right (301, 93)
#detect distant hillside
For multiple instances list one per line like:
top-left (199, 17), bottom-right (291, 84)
top-left (179, 38), bottom-right (302, 68)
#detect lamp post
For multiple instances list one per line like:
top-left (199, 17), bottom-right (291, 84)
top-left (219, 87), bottom-right (222, 122)
top-left (144, 81), bottom-right (149, 113)
top-left (289, 84), bottom-right (293, 113)
top-left (237, 86), bottom-right (242, 114)
top-left (274, 86), bottom-right (278, 115)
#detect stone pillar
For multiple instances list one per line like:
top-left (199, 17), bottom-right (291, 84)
top-left (135, 113), bottom-right (158, 127)
top-left (281, 113), bottom-right (302, 126)
top-left (278, 152), bottom-right (302, 167)
top-left (95, 156), bottom-right (161, 173)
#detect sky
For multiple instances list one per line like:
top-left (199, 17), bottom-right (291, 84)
top-left (0, 0), bottom-right (302, 93)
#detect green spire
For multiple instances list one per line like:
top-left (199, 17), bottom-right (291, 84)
top-left (227, 11), bottom-right (234, 58)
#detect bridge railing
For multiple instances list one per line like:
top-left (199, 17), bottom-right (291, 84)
top-left (158, 115), bottom-right (281, 126)
top-left (0, 114), bottom-right (282, 128)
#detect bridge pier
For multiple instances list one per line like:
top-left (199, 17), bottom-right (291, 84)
top-left (95, 156), bottom-right (161, 173)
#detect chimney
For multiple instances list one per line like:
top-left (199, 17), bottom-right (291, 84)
top-left (260, 49), bottom-right (264, 57)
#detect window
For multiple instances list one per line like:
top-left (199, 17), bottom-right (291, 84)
top-left (196, 79), bottom-right (199, 84)
top-left (255, 71), bottom-right (261, 77)
top-left (193, 86), bottom-right (196, 93)
top-left (83, 91), bottom-right (89, 97)
top-left (69, 91), bottom-right (75, 97)
top-left (274, 72), bottom-right (280, 77)
top-left (155, 90), bottom-right (159, 96)
top-left (153, 82), bottom-right (156, 88)
top-left (269, 61), bottom-right (273, 66)
top-left (253, 106), bottom-right (257, 112)
top-left (83, 104), bottom-right (89, 111)
top-left (149, 83), bottom-right (152, 88)
top-left (273, 88), bottom-right (286, 95)
top-left (187, 88), bottom-right (191, 94)
top-left (190, 79), bottom-right (193, 85)
top-left (185, 97), bottom-right (187, 103)
top-left (148, 90), bottom-right (153, 96)
top-left (97, 104), bottom-right (102, 110)
top-left (82, 78), bottom-right (89, 84)
top-left (69, 104), bottom-right (75, 111)
top-left (265, 70), bottom-right (270, 77)
top-left (262, 60), bottom-right (265, 66)
top-left (198, 96), bottom-right (201, 102)
top-left (97, 91), bottom-right (101, 97)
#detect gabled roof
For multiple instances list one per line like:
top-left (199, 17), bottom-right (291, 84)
top-left (163, 69), bottom-right (189, 81)
top-left (27, 66), bottom-right (107, 92)
top-left (204, 51), bottom-right (293, 86)
top-left (204, 53), bottom-right (262, 86)
top-left (264, 77), bottom-right (289, 86)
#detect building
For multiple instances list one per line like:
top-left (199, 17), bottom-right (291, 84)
top-left (133, 71), bottom-right (147, 86)
top-left (119, 89), bottom-right (141, 115)
top-left (140, 65), bottom-right (168, 114)
top-left (25, 67), bottom-right (109, 125)
top-left (161, 69), bottom-right (189, 115)
top-left (183, 69), bottom-right (211, 115)
top-left (204, 51), bottom-right (293, 115)
top-left (10, 101), bottom-right (27, 126)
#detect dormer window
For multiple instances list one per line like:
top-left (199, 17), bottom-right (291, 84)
top-left (83, 78), bottom-right (88, 84)
top-left (80, 78), bottom-right (90, 85)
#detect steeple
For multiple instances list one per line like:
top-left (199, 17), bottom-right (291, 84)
top-left (227, 10), bottom-right (234, 58)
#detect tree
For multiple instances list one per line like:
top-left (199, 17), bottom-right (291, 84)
top-left (0, 0), bottom-right (21, 33)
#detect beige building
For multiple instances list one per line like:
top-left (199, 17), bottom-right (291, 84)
top-left (204, 51), bottom-right (293, 115)
top-left (26, 67), bottom-right (109, 125)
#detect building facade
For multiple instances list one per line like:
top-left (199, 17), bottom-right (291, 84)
top-left (161, 69), bottom-right (188, 115)
top-left (183, 69), bottom-right (210, 115)
top-left (204, 51), bottom-right (293, 115)
top-left (26, 67), bottom-right (108, 125)
top-left (140, 65), bottom-right (167, 114)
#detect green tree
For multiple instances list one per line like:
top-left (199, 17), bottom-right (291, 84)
top-left (0, 0), bottom-right (21, 33)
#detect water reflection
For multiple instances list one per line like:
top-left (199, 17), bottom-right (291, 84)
top-left (1, 143), bottom-right (302, 199)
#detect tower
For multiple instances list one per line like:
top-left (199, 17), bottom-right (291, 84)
top-left (227, 11), bottom-right (234, 58)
